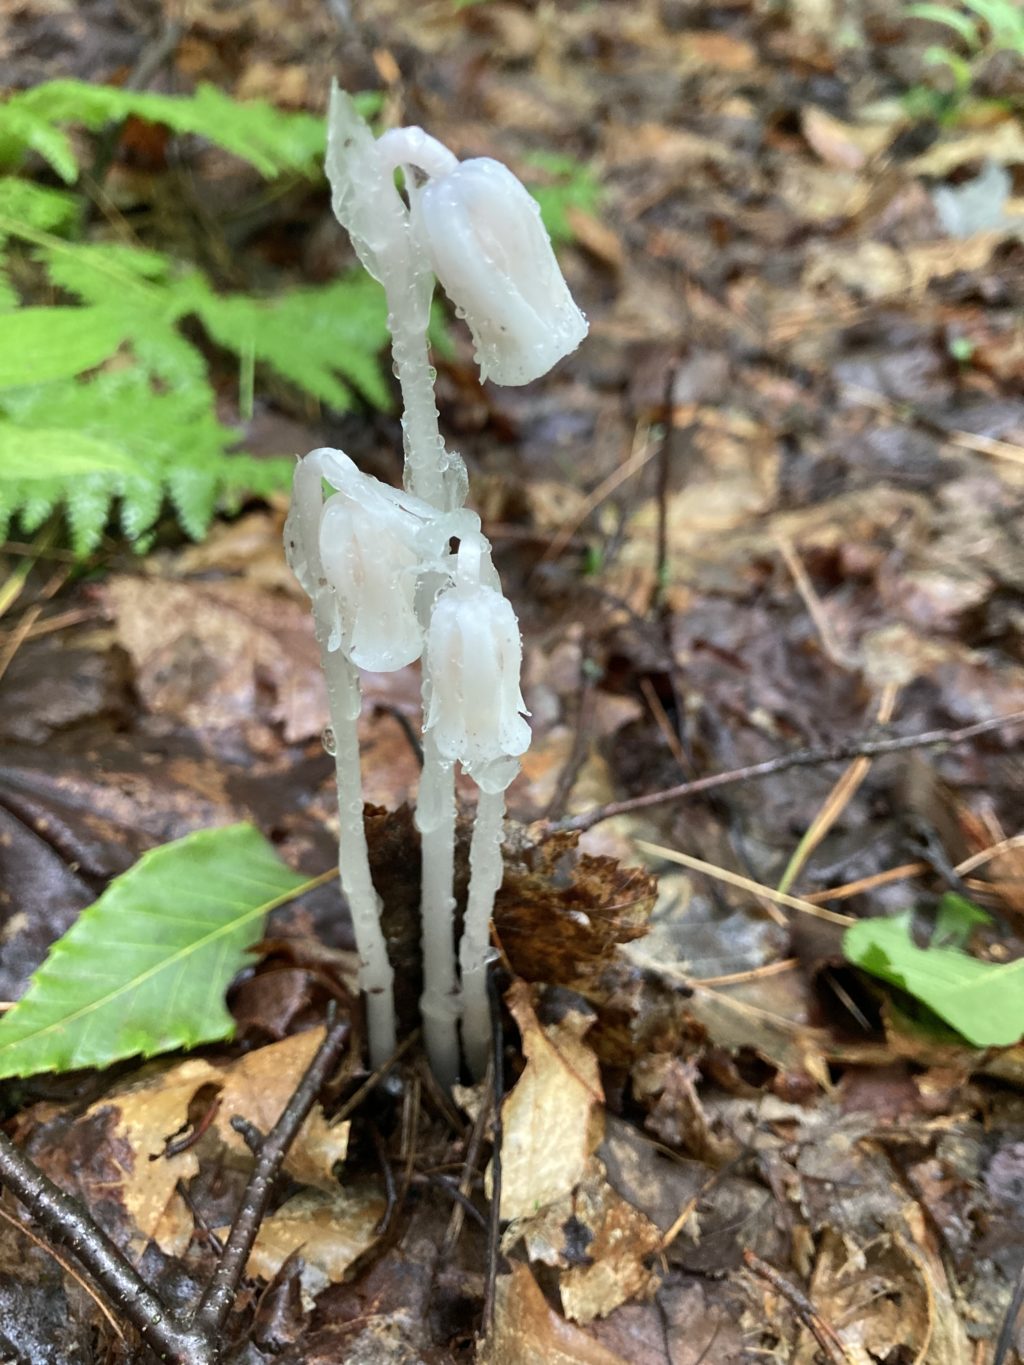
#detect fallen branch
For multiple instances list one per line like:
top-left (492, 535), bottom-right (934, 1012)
top-left (550, 710), bottom-right (1024, 835)
top-left (0, 1012), bottom-right (351, 1364)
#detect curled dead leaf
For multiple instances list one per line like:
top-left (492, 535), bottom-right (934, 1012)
top-left (494, 981), bottom-right (604, 1223)
top-left (481, 1262), bottom-right (631, 1365)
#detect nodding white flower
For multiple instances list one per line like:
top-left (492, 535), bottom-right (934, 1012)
top-left (424, 537), bottom-right (530, 791)
top-left (319, 488), bottom-right (424, 672)
top-left (413, 157), bottom-right (588, 387)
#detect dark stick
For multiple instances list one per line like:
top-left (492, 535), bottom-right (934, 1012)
top-left (0, 1129), bottom-right (209, 1365)
top-left (192, 1015), bottom-right (350, 1337)
top-left (652, 357), bottom-right (677, 609)
top-left (993, 1255), bottom-right (1024, 1365)
top-left (0, 1012), bottom-right (351, 1362)
top-left (743, 1249), bottom-right (850, 1365)
top-left (551, 710), bottom-right (1024, 835)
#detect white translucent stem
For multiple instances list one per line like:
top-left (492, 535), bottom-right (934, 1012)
top-left (387, 288), bottom-right (449, 510)
top-left (291, 455), bottom-right (396, 1067)
top-left (415, 730), bottom-right (461, 1089)
top-left (322, 646), bottom-right (396, 1068)
top-left (460, 786), bottom-right (506, 1080)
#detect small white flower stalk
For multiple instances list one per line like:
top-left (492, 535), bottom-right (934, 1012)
top-left (287, 87), bottom-right (587, 1083)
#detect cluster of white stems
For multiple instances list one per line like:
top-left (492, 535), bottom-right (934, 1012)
top-left (285, 87), bottom-right (587, 1087)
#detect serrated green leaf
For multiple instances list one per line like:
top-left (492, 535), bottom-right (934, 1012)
top-left (38, 240), bottom-right (171, 304)
top-left (0, 423), bottom-right (144, 477)
top-left (0, 177), bottom-right (78, 232)
top-left (0, 264), bottom-right (16, 311)
top-left (844, 914), bottom-right (1024, 1047)
top-left (0, 824), bottom-right (312, 1078)
top-left (166, 463), bottom-right (221, 540)
top-left (64, 471), bottom-right (115, 555)
top-left (11, 485), bottom-right (59, 533)
top-left (118, 474), bottom-right (167, 541)
top-left (0, 305), bottom-right (127, 387)
top-left (5, 81), bottom-right (326, 181)
top-left (194, 275), bottom-right (392, 411)
top-left (0, 104), bottom-right (78, 182)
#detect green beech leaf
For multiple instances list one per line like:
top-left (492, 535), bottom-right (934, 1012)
top-left (844, 914), bottom-right (1024, 1048)
top-left (0, 824), bottom-right (314, 1078)
top-left (933, 892), bottom-right (991, 949)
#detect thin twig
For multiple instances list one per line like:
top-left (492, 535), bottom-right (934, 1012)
top-left (440, 1065), bottom-right (494, 1260)
top-left (652, 358), bottom-right (678, 609)
top-left (775, 534), bottom-right (852, 669)
top-left (993, 1256), bottom-right (1024, 1365)
top-left (0, 1201), bottom-right (124, 1339)
top-left (0, 1129), bottom-right (208, 1364)
top-left (192, 1014), bottom-right (350, 1337)
top-left (777, 685), bottom-right (899, 896)
top-left (743, 1248), bottom-right (851, 1365)
top-left (552, 711), bottom-right (1024, 835)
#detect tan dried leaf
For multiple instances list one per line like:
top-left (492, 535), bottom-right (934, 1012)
top-left (494, 982), bottom-right (604, 1223)
top-left (481, 1262), bottom-right (630, 1365)
top-left (803, 235), bottom-right (1004, 301)
top-left (240, 1184), bottom-right (385, 1290)
top-left (518, 1155), bottom-right (661, 1324)
top-left (801, 105), bottom-right (894, 171)
top-left (908, 120), bottom-right (1024, 178)
top-left (91, 1029), bottom-right (349, 1254)
top-left (103, 576), bottom-right (326, 743)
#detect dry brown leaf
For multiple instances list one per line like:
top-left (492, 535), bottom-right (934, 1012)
top-left (481, 1262), bottom-right (631, 1365)
top-left (238, 1184), bottom-right (385, 1291)
top-left (103, 576), bottom-right (326, 743)
top-left (909, 120), bottom-right (1024, 178)
top-left (803, 235), bottom-right (1004, 300)
top-left (798, 1221), bottom-right (969, 1365)
top-left (95, 1056), bottom-right (215, 1255)
top-left (565, 205), bottom-right (625, 270)
top-left (801, 105), bottom-right (895, 171)
top-left (494, 982), bottom-right (604, 1223)
top-left (88, 1029), bottom-right (349, 1254)
top-left (677, 31), bottom-right (757, 72)
top-left (603, 121), bottom-right (739, 170)
top-left (172, 510), bottom-right (297, 594)
top-left (210, 1028), bottom-right (350, 1190)
top-left (518, 1155), bottom-right (661, 1324)
top-left (496, 832), bottom-right (656, 1000)
top-left (682, 982), bottom-right (832, 1090)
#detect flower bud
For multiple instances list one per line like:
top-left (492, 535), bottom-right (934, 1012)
top-left (424, 540), bottom-right (530, 790)
top-left (413, 157), bottom-right (588, 387)
top-left (319, 489), bottom-right (425, 672)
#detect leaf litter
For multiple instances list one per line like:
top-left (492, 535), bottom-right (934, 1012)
top-left (2, 0), bottom-right (1024, 1359)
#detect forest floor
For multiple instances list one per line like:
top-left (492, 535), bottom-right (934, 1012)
top-left (1, 0), bottom-right (1024, 1361)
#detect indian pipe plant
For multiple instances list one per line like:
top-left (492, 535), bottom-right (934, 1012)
top-left (285, 86), bottom-right (588, 1087)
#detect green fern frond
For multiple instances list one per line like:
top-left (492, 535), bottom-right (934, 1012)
top-left (0, 84), bottom-right (395, 557)
top-left (0, 305), bottom-right (129, 386)
top-left (38, 240), bottom-right (173, 303)
top-left (0, 177), bottom-right (78, 233)
top-left (192, 274), bottom-right (392, 411)
top-left (0, 81), bottom-right (330, 183)
top-left (0, 265), bottom-right (17, 310)
top-left (522, 151), bottom-right (603, 246)
top-left (0, 104), bottom-right (78, 183)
